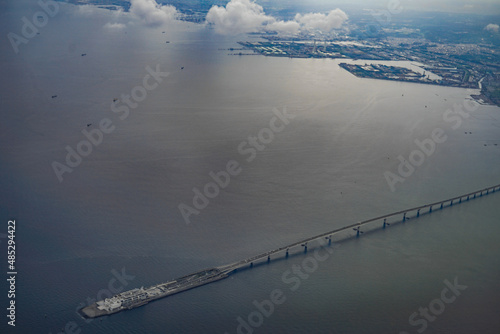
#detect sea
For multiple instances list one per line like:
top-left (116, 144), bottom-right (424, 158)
top-left (0, 1), bottom-right (499, 333)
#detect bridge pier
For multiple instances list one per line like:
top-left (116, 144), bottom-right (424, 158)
top-left (250, 262), bottom-right (253, 268)
top-left (417, 209), bottom-right (420, 217)
top-left (325, 236), bottom-right (332, 245)
top-left (286, 249), bottom-right (289, 257)
top-left (429, 206), bottom-right (432, 213)
top-left (467, 195), bottom-right (469, 201)
top-left (383, 218), bottom-right (387, 228)
top-left (459, 197), bottom-right (462, 203)
top-left (302, 243), bottom-right (308, 253)
top-left (440, 203), bottom-right (443, 209)
top-left (402, 213), bottom-right (406, 222)
top-left (450, 199), bottom-right (453, 206)
top-left (267, 255), bottom-right (270, 263)
top-left (474, 193), bottom-right (476, 199)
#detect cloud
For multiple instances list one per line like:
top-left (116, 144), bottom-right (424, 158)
top-left (104, 22), bottom-right (126, 30)
top-left (485, 23), bottom-right (499, 33)
top-left (295, 9), bottom-right (348, 32)
top-left (76, 5), bottom-right (100, 16)
top-left (129, 0), bottom-right (178, 27)
top-left (206, 0), bottom-right (348, 35)
top-left (206, 0), bottom-right (274, 35)
top-left (266, 20), bottom-right (300, 34)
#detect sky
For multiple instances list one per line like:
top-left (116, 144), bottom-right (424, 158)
top-left (122, 0), bottom-right (499, 35)
top-left (205, 0), bottom-right (349, 35)
top-left (6, 0), bottom-right (495, 37)
top-left (402, 0), bottom-right (500, 14)
top-left (95, 0), bottom-right (352, 35)
top-left (288, 0), bottom-right (500, 12)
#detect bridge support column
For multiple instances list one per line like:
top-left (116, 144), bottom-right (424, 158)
top-left (325, 236), bottom-right (332, 245)
top-left (429, 206), bottom-right (432, 213)
top-left (267, 256), bottom-right (270, 263)
top-left (474, 193), bottom-right (476, 199)
top-left (302, 243), bottom-right (308, 253)
top-left (450, 200), bottom-right (453, 206)
top-left (480, 191), bottom-right (483, 197)
top-left (402, 213), bottom-right (406, 222)
top-left (286, 249), bottom-right (289, 258)
top-left (459, 198), bottom-right (462, 203)
top-left (383, 218), bottom-right (387, 228)
top-left (440, 203), bottom-right (443, 209)
top-left (250, 262), bottom-right (253, 268)
top-left (417, 209), bottom-right (420, 217)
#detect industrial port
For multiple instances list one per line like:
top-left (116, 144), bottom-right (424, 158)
top-left (235, 37), bottom-right (498, 104)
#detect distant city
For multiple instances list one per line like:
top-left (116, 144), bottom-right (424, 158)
top-left (62, 0), bottom-right (500, 106)
top-left (235, 38), bottom-right (497, 103)
top-left (235, 5), bottom-right (500, 103)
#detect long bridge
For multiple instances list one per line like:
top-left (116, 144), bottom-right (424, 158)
top-left (218, 183), bottom-right (500, 274)
top-left (81, 183), bottom-right (500, 318)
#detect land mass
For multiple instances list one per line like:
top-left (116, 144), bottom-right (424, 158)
top-left (236, 39), bottom-right (498, 106)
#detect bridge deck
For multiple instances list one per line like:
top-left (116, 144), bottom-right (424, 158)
top-left (219, 184), bottom-right (500, 272)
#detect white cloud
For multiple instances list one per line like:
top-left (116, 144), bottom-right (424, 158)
top-left (295, 9), bottom-right (348, 32)
top-left (206, 0), bottom-right (348, 35)
top-left (206, 0), bottom-right (274, 35)
top-left (266, 20), bottom-right (300, 34)
top-left (129, 0), bottom-right (178, 27)
top-left (485, 23), bottom-right (499, 33)
top-left (104, 22), bottom-right (126, 30)
top-left (76, 5), bottom-right (100, 16)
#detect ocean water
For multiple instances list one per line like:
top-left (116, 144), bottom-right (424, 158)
top-left (1, 2), bottom-right (499, 334)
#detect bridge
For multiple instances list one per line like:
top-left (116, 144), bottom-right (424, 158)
top-left (83, 183), bottom-right (500, 318)
top-left (218, 183), bottom-right (500, 274)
